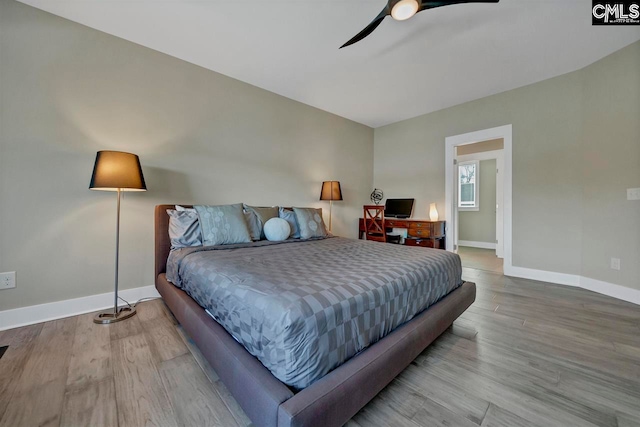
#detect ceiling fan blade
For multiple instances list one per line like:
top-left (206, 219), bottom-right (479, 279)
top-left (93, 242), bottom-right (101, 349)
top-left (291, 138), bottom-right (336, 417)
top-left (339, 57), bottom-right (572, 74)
top-left (419, 0), bottom-right (499, 12)
top-left (340, 7), bottom-right (389, 49)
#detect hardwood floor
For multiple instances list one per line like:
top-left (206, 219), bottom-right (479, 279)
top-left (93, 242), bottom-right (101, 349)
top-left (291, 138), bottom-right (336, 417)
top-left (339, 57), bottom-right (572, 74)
top-left (458, 247), bottom-right (503, 274)
top-left (1, 267), bottom-right (639, 427)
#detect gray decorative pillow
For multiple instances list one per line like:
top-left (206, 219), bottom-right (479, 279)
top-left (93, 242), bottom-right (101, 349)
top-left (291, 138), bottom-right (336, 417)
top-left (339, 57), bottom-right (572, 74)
top-left (244, 211), bottom-right (261, 241)
top-left (167, 209), bottom-right (202, 249)
top-left (279, 207), bottom-right (301, 239)
top-left (293, 207), bottom-right (328, 239)
top-left (194, 204), bottom-right (252, 246)
top-left (243, 205), bottom-right (279, 239)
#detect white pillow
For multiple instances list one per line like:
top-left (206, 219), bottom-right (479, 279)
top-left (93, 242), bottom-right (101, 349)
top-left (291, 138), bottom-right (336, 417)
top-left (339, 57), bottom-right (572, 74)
top-left (175, 205), bottom-right (196, 212)
top-left (263, 218), bottom-right (291, 242)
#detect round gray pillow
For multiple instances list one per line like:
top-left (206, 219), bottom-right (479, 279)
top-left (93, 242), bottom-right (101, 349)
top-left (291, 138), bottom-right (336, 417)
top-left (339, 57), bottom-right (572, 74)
top-left (263, 217), bottom-right (291, 241)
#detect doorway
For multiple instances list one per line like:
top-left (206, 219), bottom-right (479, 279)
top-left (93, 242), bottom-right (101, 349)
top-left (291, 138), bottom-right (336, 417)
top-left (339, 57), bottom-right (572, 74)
top-left (445, 125), bottom-right (513, 273)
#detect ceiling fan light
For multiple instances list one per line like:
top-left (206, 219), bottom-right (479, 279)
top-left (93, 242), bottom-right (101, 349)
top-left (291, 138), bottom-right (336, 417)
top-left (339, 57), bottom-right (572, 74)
top-left (391, 0), bottom-right (419, 21)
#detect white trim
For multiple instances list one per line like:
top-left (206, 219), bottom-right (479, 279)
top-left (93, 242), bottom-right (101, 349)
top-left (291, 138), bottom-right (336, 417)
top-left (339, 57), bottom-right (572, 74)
top-left (458, 240), bottom-right (497, 250)
top-left (504, 265), bottom-right (640, 306)
top-left (504, 265), bottom-right (581, 287)
top-left (445, 124), bottom-right (512, 269)
top-left (0, 286), bottom-right (160, 331)
top-left (2, 269), bottom-right (638, 331)
top-left (579, 277), bottom-right (640, 306)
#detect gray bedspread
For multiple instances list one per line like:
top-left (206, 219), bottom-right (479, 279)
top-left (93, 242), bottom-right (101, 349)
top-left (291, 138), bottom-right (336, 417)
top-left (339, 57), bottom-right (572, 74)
top-left (166, 237), bottom-right (462, 389)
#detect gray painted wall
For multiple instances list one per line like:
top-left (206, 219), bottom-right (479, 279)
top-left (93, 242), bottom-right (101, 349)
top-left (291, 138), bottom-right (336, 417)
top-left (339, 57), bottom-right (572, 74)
top-left (459, 159), bottom-right (497, 244)
top-left (374, 41), bottom-right (640, 291)
top-left (580, 42), bottom-right (640, 290)
top-left (0, 1), bottom-right (374, 311)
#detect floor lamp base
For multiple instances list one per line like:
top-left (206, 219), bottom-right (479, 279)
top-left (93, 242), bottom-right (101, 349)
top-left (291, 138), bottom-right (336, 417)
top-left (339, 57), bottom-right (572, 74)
top-left (93, 306), bottom-right (137, 324)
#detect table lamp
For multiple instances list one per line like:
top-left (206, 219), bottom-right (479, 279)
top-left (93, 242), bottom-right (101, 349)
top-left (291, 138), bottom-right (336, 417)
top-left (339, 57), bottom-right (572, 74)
top-left (320, 181), bottom-right (343, 232)
top-left (90, 151), bottom-right (147, 324)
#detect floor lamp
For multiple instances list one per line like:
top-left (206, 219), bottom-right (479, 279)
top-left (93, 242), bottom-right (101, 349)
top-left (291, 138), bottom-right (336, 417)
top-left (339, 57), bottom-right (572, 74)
top-left (90, 151), bottom-right (147, 324)
top-left (320, 181), bottom-right (343, 232)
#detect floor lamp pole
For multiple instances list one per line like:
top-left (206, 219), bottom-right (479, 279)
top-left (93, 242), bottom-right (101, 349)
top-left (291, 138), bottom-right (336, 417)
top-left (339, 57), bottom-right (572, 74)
top-left (113, 188), bottom-right (121, 316)
top-left (94, 187), bottom-right (137, 324)
top-left (329, 199), bottom-right (333, 232)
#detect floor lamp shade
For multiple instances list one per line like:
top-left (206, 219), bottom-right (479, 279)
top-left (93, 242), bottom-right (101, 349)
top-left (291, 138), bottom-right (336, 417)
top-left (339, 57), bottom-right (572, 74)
top-left (90, 151), bottom-right (146, 324)
top-left (320, 181), bottom-right (343, 201)
top-left (90, 151), bottom-right (147, 191)
top-left (320, 181), bottom-right (342, 233)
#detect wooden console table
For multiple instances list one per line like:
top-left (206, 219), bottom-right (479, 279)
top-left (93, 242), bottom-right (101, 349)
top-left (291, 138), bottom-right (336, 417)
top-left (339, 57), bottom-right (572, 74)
top-left (358, 218), bottom-right (446, 249)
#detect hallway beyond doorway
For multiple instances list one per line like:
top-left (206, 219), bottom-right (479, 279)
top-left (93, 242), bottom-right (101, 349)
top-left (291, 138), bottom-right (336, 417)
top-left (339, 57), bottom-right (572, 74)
top-left (458, 246), bottom-right (503, 274)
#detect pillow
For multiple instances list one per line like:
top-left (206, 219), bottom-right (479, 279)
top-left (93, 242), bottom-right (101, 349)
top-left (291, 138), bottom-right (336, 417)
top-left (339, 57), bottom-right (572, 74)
top-left (244, 211), bottom-right (261, 241)
top-left (243, 205), bottom-right (279, 239)
top-left (167, 209), bottom-right (202, 249)
top-left (194, 204), bottom-right (252, 246)
top-left (278, 207), bottom-right (301, 239)
top-left (293, 207), bottom-right (328, 239)
top-left (175, 205), bottom-right (196, 212)
top-left (263, 218), bottom-right (291, 242)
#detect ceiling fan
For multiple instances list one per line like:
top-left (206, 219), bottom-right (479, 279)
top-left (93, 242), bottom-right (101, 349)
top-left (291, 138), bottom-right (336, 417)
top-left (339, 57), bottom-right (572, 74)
top-left (340, 0), bottom-right (500, 49)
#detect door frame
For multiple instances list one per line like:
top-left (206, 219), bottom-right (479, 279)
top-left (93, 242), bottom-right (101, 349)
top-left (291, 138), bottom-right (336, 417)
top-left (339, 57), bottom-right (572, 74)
top-left (445, 125), bottom-right (512, 270)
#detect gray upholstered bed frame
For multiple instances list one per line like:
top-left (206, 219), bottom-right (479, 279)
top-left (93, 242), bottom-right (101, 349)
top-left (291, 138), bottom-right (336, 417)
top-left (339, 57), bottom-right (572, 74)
top-left (154, 205), bottom-right (476, 427)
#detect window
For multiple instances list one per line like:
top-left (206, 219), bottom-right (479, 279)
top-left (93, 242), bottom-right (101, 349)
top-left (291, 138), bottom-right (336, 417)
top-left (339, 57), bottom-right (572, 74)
top-left (458, 160), bottom-right (479, 210)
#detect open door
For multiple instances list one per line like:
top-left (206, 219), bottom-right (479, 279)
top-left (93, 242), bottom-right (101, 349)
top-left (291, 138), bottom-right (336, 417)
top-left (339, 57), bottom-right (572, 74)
top-left (453, 158), bottom-right (459, 253)
top-left (496, 155), bottom-right (504, 259)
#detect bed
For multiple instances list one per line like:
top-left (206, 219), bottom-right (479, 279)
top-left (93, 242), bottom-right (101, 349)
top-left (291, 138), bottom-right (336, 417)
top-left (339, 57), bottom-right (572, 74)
top-left (155, 204), bottom-right (475, 427)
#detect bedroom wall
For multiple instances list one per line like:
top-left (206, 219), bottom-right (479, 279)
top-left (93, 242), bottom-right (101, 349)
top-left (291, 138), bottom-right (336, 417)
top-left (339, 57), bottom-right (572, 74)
top-left (580, 43), bottom-right (640, 291)
top-left (374, 41), bottom-right (640, 292)
top-left (0, 0), bottom-right (374, 311)
top-left (458, 159), bottom-right (497, 245)
top-left (374, 65), bottom-right (585, 275)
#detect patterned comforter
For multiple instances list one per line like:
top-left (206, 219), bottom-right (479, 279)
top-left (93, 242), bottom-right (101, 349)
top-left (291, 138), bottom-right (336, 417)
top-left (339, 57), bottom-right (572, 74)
top-left (166, 237), bottom-right (463, 389)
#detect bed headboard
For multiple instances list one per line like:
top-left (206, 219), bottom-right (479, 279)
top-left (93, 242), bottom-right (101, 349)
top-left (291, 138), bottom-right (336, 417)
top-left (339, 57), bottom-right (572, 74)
top-left (155, 204), bottom-right (193, 279)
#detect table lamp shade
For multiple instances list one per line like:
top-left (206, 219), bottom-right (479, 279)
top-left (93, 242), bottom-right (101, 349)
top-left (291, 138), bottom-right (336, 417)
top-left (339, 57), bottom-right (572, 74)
top-left (320, 181), bottom-right (343, 201)
top-left (90, 151), bottom-right (147, 191)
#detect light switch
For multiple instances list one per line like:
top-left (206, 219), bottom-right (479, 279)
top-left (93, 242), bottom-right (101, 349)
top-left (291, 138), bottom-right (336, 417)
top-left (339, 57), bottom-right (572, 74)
top-left (628, 188), bottom-right (640, 201)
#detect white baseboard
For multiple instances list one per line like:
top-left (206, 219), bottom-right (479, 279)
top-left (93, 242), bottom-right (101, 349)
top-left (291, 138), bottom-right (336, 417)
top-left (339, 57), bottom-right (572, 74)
top-left (3, 266), bottom-right (639, 331)
top-left (579, 277), bottom-right (640, 306)
top-left (503, 265), bottom-right (581, 287)
top-left (458, 240), bottom-right (497, 250)
top-left (504, 265), bottom-right (640, 306)
top-left (0, 285), bottom-right (160, 331)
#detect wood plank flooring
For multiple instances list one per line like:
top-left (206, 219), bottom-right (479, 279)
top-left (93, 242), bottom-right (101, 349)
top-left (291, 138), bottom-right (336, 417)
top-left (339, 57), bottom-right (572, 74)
top-left (1, 266), bottom-right (639, 427)
top-left (457, 247), bottom-right (503, 274)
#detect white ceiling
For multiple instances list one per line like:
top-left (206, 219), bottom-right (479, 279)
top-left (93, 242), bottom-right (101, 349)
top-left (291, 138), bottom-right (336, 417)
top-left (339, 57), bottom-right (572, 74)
top-left (18, 0), bottom-right (640, 128)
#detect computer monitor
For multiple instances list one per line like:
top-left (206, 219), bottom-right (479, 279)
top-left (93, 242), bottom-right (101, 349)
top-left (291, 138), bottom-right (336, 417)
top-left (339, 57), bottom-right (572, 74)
top-left (384, 199), bottom-right (414, 219)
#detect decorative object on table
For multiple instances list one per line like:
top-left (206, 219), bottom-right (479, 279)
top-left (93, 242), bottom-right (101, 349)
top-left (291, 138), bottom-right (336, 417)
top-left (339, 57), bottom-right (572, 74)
top-left (319, 181), bottom-right (343, 232)
top-left (90, 151), bottom-right (146, 324)
top-left (340, 0), bottom-right (500, 49)
top-left (370, 188), bottom-right (383, 205)
top-left (263, 217), bottom-right (291, 241)
top-left (429, 203), bottom-right (439, 221)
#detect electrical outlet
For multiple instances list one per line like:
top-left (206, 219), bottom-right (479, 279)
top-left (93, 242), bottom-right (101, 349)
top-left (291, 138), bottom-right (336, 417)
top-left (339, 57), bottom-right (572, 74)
top-left (0, 272), bottom-right (16, 290)
top-left (610, 258), bottom-right (621, 271)
top-left (627, 188), bottom-right (640, 201)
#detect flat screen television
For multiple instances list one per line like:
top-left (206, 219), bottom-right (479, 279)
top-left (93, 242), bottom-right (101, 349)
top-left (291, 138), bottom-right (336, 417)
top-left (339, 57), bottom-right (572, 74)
top-left (384, 198), bottom-right (414, 219)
